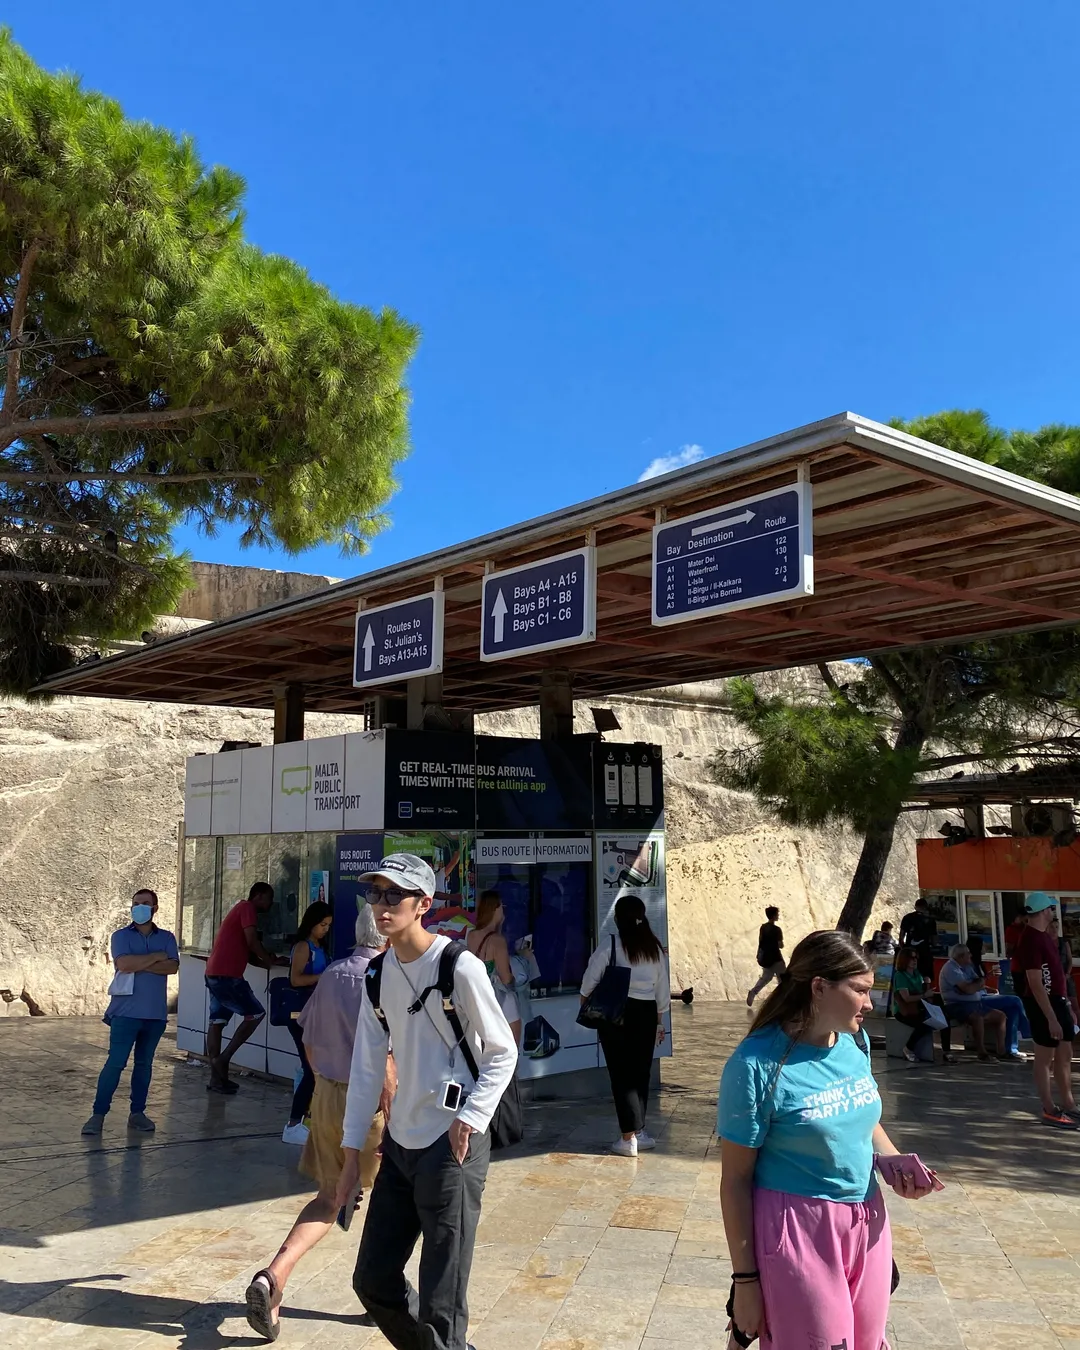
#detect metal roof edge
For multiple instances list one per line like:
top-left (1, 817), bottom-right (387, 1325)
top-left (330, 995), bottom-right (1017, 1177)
top-left (34, 409), bottom-right (1080, 694)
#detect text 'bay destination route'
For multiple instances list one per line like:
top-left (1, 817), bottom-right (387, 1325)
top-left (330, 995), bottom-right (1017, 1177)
top-left (652, 484), bottom-right (813, 625)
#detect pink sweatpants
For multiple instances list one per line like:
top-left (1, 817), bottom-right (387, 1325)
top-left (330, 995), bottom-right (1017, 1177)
top-left (753, 1186), bottom-right (892, 1350)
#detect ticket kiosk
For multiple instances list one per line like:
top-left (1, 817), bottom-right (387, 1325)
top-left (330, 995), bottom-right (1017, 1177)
top-left (177, 730), bottom-right (669, 1093)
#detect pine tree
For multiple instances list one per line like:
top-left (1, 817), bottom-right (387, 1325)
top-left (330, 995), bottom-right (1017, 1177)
top-left (0, 31), bottom-right (418, 693)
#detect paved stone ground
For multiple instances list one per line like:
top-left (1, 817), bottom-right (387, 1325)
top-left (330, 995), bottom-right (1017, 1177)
top-left (2, 1003), bottom-right (1080, 1349)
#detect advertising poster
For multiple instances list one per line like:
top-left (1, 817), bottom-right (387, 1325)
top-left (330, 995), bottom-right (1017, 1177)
top-left (332, 833), bottom-right (383, 960)
top-left (309, 869), bottom-right (330, 907)
top-left (594, 743), bottom-right (664, 830)
top-left (383, 730), bottom-right (476, 828)
top-left (475, 736), bottom-right (593, 829)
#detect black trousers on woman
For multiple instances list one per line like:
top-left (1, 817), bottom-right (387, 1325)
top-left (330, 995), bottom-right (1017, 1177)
top-left (895, 1009), bottom-right (952, 1054)
top-left (285, 1019), bottom-right (316, 1122)
top-left (598, 997), bottom-right (658, 1134)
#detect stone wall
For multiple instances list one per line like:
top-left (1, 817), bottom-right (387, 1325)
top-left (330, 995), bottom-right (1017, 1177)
top-left (175, 561), bottom-right (337, 622)
top-left (0, 666), bottom-right (930, 1015)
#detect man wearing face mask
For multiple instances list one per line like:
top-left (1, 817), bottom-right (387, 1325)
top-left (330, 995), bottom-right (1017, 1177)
top-left (81, 889), bottom-right (179, 1136)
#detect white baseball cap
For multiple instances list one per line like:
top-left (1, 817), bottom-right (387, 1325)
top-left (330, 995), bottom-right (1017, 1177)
top-left (360, 853), bottom-right (436, 897)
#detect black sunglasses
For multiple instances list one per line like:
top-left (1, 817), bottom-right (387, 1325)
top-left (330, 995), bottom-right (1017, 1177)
top-left (367, 883), bottom-right (422, 907)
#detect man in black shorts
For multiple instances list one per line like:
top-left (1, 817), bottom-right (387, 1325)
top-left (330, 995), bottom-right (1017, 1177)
top-left (1015, 891), bottom-right (1079, 1130)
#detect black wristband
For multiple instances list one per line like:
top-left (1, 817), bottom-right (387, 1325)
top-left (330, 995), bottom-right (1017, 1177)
top-left (732, 1270), bottom-right (760, 1281)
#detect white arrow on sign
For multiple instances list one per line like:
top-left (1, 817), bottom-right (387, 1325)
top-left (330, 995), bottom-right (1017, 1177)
top-left (691, 509), bottom-right (756, 536)
top-left (492, 589), bottom-right (508, 644)
top-left (361, 624), bottom-right (375, 672)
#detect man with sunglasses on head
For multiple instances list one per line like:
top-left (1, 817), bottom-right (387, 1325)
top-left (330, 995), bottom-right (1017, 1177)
top-left (336, 854), bottom-right (517, 1350)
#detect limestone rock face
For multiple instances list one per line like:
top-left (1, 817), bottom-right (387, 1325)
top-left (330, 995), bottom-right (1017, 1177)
top-left (0, 668), bottom-right (929, 1014)
top-left (0, 699), bottom-right (365, 1015)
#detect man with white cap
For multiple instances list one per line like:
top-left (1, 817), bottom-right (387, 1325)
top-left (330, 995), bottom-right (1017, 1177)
top-left (336, 853), bottom-right (517, 1350)
top-left (1015, 891), bottom-right (1079, 1129)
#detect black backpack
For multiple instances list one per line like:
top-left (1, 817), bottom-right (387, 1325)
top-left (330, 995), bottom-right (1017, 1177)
top-left (364, 939), bottom-right (524, 1150)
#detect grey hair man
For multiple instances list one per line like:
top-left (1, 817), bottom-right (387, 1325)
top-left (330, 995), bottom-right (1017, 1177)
top-left (243, 911), bottom-right (393, 1340)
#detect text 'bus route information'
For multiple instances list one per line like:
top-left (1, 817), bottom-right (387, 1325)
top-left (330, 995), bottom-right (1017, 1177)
top-left (352, 591), bottom-right (445, 689)
top-left (651, 482), bottom-right (813, 625)
top-left (480, 546), bottom-right (596, 661)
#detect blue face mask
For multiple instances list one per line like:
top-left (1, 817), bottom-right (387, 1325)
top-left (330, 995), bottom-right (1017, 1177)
top-left (131, 904), bottom-right (153, 925)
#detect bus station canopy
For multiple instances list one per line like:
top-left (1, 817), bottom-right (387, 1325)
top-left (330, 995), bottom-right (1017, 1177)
top-left (36, 412), bottom-right (1080, 715)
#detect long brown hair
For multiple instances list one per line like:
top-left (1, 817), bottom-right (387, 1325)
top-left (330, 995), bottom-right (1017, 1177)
top-left (749, 930), bottom-right (870, 1039)
top-left (615, 894), bottom-right (664, 964)
top-left (476, 889), bottom-right (502, 930)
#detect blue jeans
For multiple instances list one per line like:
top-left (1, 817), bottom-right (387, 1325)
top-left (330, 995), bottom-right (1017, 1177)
top-left (978, 994), bottom-right (1030, 1054)
top-left (93, 1016), bottom-right (166, 1115)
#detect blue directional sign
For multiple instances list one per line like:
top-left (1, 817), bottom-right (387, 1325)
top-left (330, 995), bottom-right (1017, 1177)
top-left (480, 547), bottom-right (596, 661)
top-left (353, 591), bottom-right (444, 688)
top-left (652, 482), bottom-right (813, 625)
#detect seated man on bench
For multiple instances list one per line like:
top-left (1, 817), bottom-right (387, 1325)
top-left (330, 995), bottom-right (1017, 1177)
top-left (940, 943), bottom-right (1010, 1061)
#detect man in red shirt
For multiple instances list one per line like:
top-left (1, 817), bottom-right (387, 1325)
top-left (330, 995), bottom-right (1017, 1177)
top-left (205, 882), bottom-right (280, 1093)
top-left (1015, 891), bottom-right (1078, 1130)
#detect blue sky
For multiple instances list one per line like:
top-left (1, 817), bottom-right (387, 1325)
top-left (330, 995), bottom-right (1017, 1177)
top-left (16, 3), bottom-right (1080, 580)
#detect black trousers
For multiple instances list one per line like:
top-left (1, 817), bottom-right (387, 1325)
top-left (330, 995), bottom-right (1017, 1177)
top-left (598, 998), bottom-right (658, 1134)
top-left (353, 1128), bottom-right (490, 1350)
top-left (895, 1009), bottom-right (952, 1053)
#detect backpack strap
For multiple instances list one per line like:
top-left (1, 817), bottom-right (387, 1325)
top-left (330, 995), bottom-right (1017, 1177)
top-left (364, 950), bottom-right (389, 1035)
top-left (373, 938), bottom-right (483, 1083)
top-left (433, 940), bottom-right (481, 1083)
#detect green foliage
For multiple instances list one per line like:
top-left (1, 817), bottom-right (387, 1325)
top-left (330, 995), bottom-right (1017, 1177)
top-left (0, 30), bottom-right (418, 693)
top-left (714, 677), bottom-right (923, 831)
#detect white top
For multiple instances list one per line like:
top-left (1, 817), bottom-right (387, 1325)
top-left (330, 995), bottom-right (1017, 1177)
top-left (580, 936), bottom-right (670, 1013)
top-left (342, 935), bottom-right (518, 1151)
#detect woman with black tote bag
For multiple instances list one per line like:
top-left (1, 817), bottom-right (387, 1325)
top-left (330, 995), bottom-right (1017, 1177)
top-left (579, 894), bottom-right (669, 1157)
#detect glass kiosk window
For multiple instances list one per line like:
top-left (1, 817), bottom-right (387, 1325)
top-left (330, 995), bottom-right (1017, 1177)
top-left (475, 842), bottom-right (592, 996)
top-left (180, 836), bottom-right (219, 953)
top-left (920, 892), bottom-right (960, 956)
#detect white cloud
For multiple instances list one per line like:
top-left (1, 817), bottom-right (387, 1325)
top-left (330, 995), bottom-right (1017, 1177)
top-left (637, 443), bottom-right (706, 482)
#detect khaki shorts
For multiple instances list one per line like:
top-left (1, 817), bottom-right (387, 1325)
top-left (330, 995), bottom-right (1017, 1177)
top-left (299, 1073), bottom-right (384, 1193)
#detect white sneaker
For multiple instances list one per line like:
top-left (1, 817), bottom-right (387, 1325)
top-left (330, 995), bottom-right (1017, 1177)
top-left (610, 1135), bottom-right (638, 1157)
top-left (636, 1130), bottom-right (657, 1150)
top-left (282, 1122), bottom-right (309, 1146)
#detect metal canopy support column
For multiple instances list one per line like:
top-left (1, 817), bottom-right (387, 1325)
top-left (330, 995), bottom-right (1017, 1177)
top-left (273, 682), bottom-right (305, 743)
top-left (407, 673), bottom-right (444, 729)
top-left (539, 669), bottom-right (574, 740)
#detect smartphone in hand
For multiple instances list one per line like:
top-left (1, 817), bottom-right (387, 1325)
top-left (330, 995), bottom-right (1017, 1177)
top-left (875, 1152), bottom-right (944, 1191)
top-left (336, 1184), bottom-right (364, 1231)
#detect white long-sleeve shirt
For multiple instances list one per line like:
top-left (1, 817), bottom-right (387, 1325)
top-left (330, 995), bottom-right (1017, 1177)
top-left (342, 935), bottom-right (518, 1151)
top-left (580, 936), bottom-right (671, 1013)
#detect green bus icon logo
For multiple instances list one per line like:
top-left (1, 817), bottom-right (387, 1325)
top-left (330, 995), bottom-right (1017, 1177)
top-left (281, 765), bottom-right (312, 796)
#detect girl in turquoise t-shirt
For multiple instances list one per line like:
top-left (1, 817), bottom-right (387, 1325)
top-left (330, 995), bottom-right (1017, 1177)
top-left (717, 930), bottom-right (937, 1349)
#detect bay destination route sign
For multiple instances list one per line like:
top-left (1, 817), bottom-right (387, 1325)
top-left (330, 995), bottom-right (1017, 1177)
top-left (353, 591), bottom-right (444, 688)
top-left (652, 482), bottom-right (813, 625)
top-left (480, 546), bottom-right (596, 660)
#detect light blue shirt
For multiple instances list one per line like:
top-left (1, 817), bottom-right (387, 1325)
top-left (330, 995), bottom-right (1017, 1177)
top-left (106, 924), bottom-right (179, 1022)
top-left (717, 1023), bottom-right (882, 1203)
top-left (940, 960), bottom-right (981, 1004)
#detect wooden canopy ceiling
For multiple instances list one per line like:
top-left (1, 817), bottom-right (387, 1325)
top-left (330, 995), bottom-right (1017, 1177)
top-left (37, 413), bottom-right (1080, 714)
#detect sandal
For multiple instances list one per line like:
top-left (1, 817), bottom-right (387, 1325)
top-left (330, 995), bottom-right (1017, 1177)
top-left (245, 1269), bottom-right (281, 1342)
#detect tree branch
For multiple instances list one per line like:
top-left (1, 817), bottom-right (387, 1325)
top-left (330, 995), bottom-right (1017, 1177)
top-left (0, 468), bottom-right (262, 484)
top-left (0, 402), bottom-right (227, 452)
top-left (868, 655), bottom-right (917, 720)
top-left (0, 570), bottom-right (112, 587)
top-left (2, 239), bottom-right (43, 424)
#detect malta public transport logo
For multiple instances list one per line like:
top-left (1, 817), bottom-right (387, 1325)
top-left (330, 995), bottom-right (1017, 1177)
top-left (280, 765), bottom-right (313, 796)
